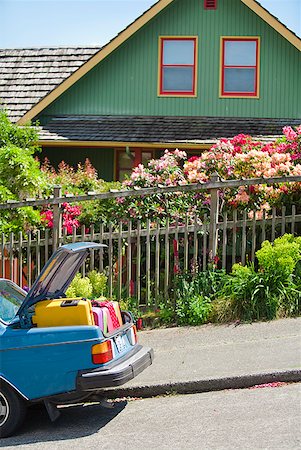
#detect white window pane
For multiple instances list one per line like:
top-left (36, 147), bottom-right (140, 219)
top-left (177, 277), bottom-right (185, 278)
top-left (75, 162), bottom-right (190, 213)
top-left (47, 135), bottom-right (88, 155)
top-left (225, 41), bottom-right (256, 66)
top-left (224, 68), bottom-right (256, 93)
top-left (163, 67), bottom-right (193, 92)
top-left (163, 40), bottom-right (194, 65)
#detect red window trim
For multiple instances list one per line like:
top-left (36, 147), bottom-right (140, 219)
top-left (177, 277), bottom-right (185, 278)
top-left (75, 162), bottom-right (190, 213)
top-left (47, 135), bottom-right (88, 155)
top-left (221, 38), bottom-right (259, 97)
top-left (159, 37), bottom-right (197, 96)
top-left (204, 0), bottom-right (217, 10)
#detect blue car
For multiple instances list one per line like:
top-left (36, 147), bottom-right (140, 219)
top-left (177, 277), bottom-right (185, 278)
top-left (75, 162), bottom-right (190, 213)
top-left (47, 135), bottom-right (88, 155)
top-left (0, 242), bottom-right (153, 438)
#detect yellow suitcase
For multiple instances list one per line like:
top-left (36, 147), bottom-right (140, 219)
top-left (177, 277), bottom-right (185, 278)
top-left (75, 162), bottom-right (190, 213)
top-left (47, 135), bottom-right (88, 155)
top-left (32, 298), bottom-right (95, 328)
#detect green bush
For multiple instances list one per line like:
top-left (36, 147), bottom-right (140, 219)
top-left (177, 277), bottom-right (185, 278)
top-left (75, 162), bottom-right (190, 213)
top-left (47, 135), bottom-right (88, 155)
top-left (66, 274), bottom-right (93, 298)
top-left (161, 269), bottom-right (227, 326)
top-left (214, 234), bottom-right (301, 322)
top-left (0, 112), bottom-right (45, 235)
top-left (176, 294), bottom-right (212, 326)
top-left (66, 271), bottom-right (108, 299)
top-left (87, 270), bottom-right (108, 298)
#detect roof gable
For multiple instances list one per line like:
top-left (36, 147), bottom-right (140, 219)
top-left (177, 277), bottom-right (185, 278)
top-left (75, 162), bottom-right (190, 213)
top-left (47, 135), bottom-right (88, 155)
top-left (1, 0), bottom-right (299, 125)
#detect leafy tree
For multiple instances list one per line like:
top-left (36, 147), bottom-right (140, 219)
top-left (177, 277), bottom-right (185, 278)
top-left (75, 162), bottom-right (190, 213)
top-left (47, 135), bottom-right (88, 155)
top-left (0, 110), bottom-right (46, 234)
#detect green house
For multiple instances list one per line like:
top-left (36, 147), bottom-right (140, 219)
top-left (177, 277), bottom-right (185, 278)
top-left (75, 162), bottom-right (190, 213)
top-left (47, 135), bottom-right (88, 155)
top-left (1, 0), bottom-right (300, 181)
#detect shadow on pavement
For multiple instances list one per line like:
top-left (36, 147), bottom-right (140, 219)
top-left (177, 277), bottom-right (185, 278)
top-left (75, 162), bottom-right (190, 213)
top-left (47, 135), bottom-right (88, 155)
top-left (2, 400), bottom-right (127, 446)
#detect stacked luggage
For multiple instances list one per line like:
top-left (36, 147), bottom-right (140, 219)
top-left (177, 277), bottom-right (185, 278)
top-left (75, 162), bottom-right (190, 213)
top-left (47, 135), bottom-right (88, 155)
top-left (32, 298), bottom-right (124, 334)
top-left (91, 299), bottom-right (123, 333)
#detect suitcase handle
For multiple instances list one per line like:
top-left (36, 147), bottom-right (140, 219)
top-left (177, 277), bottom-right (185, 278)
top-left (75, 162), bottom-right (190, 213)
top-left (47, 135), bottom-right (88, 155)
top-left (61, 299), bottom-right (80, 307)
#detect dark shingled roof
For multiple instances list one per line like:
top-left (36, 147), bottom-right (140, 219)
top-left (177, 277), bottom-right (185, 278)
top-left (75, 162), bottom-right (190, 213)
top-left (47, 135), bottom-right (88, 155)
top-left (38, 115), bottom-right (301, 144)
top-left (0, 47), bottom-right (100, 122)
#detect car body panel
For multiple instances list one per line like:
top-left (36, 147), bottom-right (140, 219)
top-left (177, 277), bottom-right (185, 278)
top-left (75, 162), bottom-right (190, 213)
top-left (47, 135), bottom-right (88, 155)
top-left (0, 243), bottom-right (153, 404)
top-left (0, 325), bottom-right (103, 399)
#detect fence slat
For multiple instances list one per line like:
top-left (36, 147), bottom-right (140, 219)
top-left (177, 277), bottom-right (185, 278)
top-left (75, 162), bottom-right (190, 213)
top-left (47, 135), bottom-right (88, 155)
top-left (27, 232), bottom-right (32, 288)
top-left (90, 224), bottom-right (95, 272)
top-left (45, 229), bottom-right (49, 263)
top-left (136, 221), bottom-right (141, 305)
top-left (155, 221), bottom-right (160, 305)
top-left (36, 230), bottom-right (41, 277)
top-left (193, 215), bottom-right (198, 273)
top-left (0, 234), bottom-right (4, 278)
top-left (146, 219), bottom-right (151, 306)
top-left (261, 211), bottom-right (266, 243)
top-left (81, 225), bottom-right (86, 276)
top-left (232, 210), bottom-right (237, 266)
top-left (251, 211), bottom-right (256, 261)
top-left (99, 222), bottom-right (104, 273)
top-left (281, 206), bottom-right (286, 235)
top-left (203, 214), bottom-right (208, 271)
top-left (108, 224), bottom-right (113, 298)
top-left (184, 216), bottom-right (189, 272)
top-left (164, 219), bottom-right (170, 300)
top-left (127, 221), bottom-right (132, 299)
top-left (9, 233), bottom-right (14, 282)
top-left (174, 219), bottom-right (179, 277)
top-left (62, 227), bottom-right (67, 245)
top-left (291, 205), bottom-right (296, 235)
top-left (117, 221), bottom-right (123, 301)
top-left (18, 231), bottom-right (23, 287)
top-left (271, 207), bottom-right (276, 242)
top-left (241, 211), bottom-right (247, 265)
top-left (72, 226), bottom-right (77, 243)
top-left (222, 213), bottom-right (228, 269)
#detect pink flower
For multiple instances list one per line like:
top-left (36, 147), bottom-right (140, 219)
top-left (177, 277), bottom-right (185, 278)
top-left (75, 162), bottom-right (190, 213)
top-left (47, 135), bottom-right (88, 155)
top-left (283, 126), bottom-right (298, 142)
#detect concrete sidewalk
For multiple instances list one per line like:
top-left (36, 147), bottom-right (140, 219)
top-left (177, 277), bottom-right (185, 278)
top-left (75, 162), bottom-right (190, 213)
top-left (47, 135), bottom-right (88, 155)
top-left (105, 317), bottom-right (301, 398)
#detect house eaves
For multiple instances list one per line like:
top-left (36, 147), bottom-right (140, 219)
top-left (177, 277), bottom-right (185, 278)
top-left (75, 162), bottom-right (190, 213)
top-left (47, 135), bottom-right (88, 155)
top-left (37, 115), bottom-right (301, 148)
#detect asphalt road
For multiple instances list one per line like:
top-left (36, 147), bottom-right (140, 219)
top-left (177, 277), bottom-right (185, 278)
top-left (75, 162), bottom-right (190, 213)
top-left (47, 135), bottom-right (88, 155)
top-left (2, 383), bottom-right (300, 449)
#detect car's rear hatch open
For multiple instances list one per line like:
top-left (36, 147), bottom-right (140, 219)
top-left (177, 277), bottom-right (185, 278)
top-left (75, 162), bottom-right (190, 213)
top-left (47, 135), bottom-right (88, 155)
top-left (17, 242), bottom-right (107, 327)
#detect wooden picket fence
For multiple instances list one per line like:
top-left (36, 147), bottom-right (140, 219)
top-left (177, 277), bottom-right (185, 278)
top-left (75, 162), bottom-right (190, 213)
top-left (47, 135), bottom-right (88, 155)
top-left (1, 173), bottom-right (301, 305)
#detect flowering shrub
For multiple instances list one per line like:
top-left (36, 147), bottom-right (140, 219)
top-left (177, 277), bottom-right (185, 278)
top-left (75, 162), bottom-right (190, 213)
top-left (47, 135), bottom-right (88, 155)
top-left (116, 125), bottom-right (301, 224)
top-left (41, 202), bottom-right (81, 234)
top-left (40, 158), bottom-right (121, 229)
top-left (41, 158), bottom-right (103, 195)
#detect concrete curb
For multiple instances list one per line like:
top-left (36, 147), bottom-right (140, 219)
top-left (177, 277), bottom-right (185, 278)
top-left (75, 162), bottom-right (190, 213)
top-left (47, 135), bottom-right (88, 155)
top-left (103, 369), bottom-right (301, 399)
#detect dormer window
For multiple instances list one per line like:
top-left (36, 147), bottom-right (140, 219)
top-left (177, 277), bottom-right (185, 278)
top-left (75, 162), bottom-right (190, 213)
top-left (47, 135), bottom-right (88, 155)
top-left (158, 37), bottom-right (197, 97)
top-left (204, 0), bottom-right (217, 9)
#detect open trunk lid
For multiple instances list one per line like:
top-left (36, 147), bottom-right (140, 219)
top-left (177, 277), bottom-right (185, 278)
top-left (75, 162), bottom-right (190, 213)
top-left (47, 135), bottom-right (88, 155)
top-left (17, 242), bottom-right (105, 326)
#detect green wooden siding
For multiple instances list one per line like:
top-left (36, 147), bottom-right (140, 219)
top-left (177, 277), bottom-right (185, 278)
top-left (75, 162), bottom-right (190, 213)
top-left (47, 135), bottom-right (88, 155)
top-left (39, 147), bottom-right (114, 181)
top-left (41, 0), bottom-right (301, 120)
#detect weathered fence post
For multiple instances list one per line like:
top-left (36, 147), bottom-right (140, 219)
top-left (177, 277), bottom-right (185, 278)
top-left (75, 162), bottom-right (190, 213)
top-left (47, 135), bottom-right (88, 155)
top-left (209, 172), bottom-right (220, 259)
top-left (52, 185), bottom-right (62, 253)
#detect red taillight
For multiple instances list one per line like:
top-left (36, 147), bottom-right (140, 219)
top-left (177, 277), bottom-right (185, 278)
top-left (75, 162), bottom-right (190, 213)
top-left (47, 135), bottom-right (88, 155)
top-left (92, 341), bottom-right (113, 364)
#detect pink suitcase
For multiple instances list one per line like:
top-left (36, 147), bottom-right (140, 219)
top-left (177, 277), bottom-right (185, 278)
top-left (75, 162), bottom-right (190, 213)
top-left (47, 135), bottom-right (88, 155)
top-left (92, 306), bottom-right (104, 331)
top-left (91, 300), bottom-right (121, 333)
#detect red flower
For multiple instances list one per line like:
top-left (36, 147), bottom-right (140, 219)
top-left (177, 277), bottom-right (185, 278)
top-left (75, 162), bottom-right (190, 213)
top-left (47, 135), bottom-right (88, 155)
top-left (188, 156), bottom-right (200, 163)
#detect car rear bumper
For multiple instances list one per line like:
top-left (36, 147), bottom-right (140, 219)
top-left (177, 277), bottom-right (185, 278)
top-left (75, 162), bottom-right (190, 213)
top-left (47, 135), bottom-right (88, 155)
top-left (77, 345), bottom-right (154, 390)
